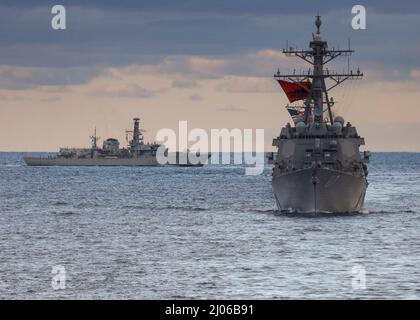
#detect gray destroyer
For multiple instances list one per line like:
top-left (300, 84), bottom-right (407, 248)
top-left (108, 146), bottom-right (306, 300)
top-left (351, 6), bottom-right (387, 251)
top-left (24, 118), bottom-right (209, 167)
top-left (271, 16), bottom-right (370, 213)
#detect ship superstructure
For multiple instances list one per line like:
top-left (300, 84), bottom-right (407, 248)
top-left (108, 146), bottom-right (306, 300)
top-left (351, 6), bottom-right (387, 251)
top-left (24, 118), bottom-right (209, 167)
top-left (272, 16), bottom-right (370, 213)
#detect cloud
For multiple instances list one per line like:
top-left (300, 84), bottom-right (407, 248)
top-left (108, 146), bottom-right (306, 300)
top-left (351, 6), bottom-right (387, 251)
top-left (113, 49), bottom-right (303, 83)
top-left (4, 0), bottom-right (420, 14)
top-left (88, 82), bottom-right (156, 98)
top-left (0, 2), bottom-right (417, 75)
top-left (0, 91), bottom-right (24, 101)
top-left (217, 105), bottom-right (246, 113)
top-left (0, 3), bottom-right (418, 88)
top-left (134, 56), bottom-right (231, 79)
top-left (216, 76), bottom-right (278, 93)
top-left (0, 65), bottom-right (103, 90)
top-left (171, 79), bottom-right (198, 88)
top-left (189, 94), bottom-right (202, 100)
top-left (0, 90), bottom-right (60, 102)
top-left (376, 80), bottom-right (420, 93)
top-left (410, 69), bottom-right (420, 80)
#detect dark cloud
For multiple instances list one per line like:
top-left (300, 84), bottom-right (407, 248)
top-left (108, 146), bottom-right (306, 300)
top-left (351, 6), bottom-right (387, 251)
top-left (0, 1), bottom-right (418, 86)
top-left (0, 66), bottom-right (103, 90)
top-left (3, 0), bottom-right (420, 14)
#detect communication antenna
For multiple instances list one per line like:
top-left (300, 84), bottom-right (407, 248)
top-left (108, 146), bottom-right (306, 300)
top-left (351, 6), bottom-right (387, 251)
top-left (347, 38), bottom-right (351, 73)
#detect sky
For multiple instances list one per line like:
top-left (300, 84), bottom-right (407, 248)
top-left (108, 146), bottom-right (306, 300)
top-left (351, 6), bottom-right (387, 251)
top-left (0, 0), bottom-right (420, 151)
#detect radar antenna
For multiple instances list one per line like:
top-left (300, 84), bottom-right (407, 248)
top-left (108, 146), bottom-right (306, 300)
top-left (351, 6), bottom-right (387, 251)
top-left (129, 117), bottom-right (147, 153)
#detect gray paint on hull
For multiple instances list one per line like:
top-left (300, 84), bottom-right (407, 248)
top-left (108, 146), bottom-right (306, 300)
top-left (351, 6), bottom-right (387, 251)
top-left (272, 168), bottom-right (367, 213)
top-left (23, 157), bottom-right (160, 166)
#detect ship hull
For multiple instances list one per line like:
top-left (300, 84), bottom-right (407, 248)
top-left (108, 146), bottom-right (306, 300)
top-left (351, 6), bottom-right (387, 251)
top-left (23, 152), bottom-right (210, 167)
top-left (23, 157), bottom-right (160, 166)
top-left (272, 168), bottom-right (367, 213)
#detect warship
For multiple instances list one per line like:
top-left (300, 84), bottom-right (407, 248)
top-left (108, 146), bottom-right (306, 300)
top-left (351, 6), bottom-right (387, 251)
top-left (271, 16), bottom-right (370, 213)
top-left (24, 118), bottom-right (209, 167)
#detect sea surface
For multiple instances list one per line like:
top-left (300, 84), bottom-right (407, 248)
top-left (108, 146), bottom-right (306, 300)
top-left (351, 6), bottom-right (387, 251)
top-left (1, 152), bottom-right (420, 299)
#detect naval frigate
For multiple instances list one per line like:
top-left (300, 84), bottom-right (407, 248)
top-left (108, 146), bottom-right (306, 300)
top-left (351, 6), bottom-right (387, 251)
top-left (271, 16), bottom-right (370, 213)
top-left (24, 118), bottom-right (209, 167)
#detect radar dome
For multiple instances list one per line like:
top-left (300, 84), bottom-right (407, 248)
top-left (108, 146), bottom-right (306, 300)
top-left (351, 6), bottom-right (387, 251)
top-left (333, 116), bottom-right (345, 126)
top-left (332, 121), bottom-right (343, 134)
top-left (296, 121), bottom-right (306, 134)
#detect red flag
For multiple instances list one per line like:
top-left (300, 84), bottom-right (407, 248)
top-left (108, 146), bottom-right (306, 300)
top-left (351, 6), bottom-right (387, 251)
top-left (277, 80), bottom-right (311, 102)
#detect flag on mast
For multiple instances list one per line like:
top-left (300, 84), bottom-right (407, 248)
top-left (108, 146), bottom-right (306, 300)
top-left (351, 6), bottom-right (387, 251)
top-left (286, 107), bottom-right (305, 123)
top-left (277, 80), bottom-right (311, 102)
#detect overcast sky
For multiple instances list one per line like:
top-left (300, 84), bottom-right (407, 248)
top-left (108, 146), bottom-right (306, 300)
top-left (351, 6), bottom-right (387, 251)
top-left (1, 1), bottom-right (420, 151)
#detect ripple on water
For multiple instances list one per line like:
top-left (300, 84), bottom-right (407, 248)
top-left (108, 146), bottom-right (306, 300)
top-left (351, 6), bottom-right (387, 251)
top-left (1, 152), bottom-right (420, 299)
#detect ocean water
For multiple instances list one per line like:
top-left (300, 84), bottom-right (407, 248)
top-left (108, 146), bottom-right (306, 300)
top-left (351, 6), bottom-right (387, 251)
top-left (1, 152), bottom-right (420, 299)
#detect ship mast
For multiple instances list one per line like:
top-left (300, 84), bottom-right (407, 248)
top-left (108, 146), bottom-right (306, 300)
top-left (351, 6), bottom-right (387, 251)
top-left (132, 117), bottom-right (141, 147)
top-left (90, 127), bottom-right (99, 150)
top-left (129, 117), bottom-right (145, 154)
top-left (274, 15), bottom-right (363, 127)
